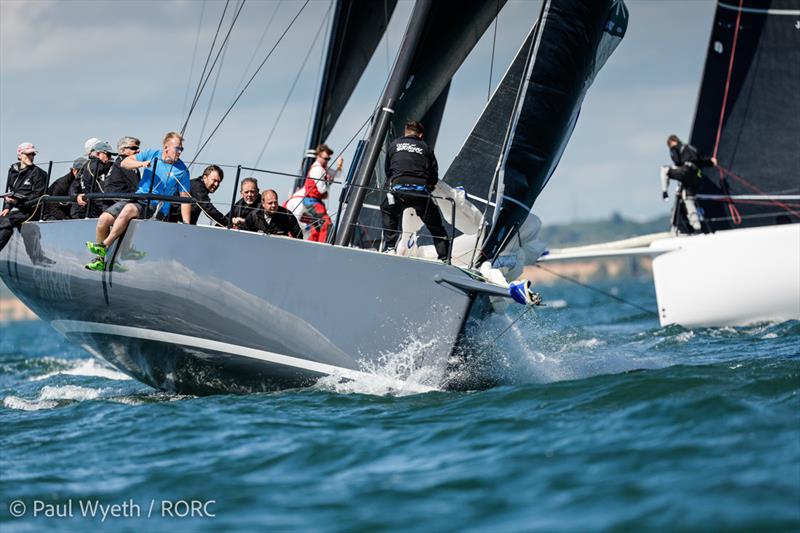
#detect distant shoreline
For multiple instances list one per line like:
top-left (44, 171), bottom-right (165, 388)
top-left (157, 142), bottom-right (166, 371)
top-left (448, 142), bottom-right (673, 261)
top-left (0, 298), bottom-right (38, 322)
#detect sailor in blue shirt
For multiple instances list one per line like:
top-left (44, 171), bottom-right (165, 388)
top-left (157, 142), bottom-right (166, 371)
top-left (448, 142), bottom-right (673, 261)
top-left (125, 131), bottom-right (191, 222)
top-left (83, 132), bottom-right (191, 271)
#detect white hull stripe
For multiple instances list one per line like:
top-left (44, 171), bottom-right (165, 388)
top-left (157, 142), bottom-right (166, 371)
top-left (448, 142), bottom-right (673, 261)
top-left (718, 2), bottom-right (800, 15)
top-left (51, 320), bottom-right (368, 381)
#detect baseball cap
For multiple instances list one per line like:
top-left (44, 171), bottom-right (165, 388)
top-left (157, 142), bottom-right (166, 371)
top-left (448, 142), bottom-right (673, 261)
top-left (90, 140), bottom-right (118, 155)
top-left (17, 142), bottom-right (37, 157)
top-left (84, 137), bottom-right (99, 155)
top-left (72, 157), bottom-right (88, 170)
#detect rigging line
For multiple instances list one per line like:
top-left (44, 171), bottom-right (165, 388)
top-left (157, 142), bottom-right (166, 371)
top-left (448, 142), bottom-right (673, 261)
top-left (234, 0), bottom-right (282, 94)
top-left (487, 0), bottom-right (499, 102)
top-left (195, 13), bottom-right (234, 162)
top-left (188, 0), bottom-right (311, 167)
top-left (717, 165), bottom-right (800, 217)
top-left (183, 0), bottom-right (230, 135)
top-left (712, 0), bottom-right (743, 225)
top-left (301, 0), bottom-right (333, 171)
top-left (253, 4), bottom-right (330, 170)
top-left (181, 0), bottom-right (207, 125)
top-left (534, 263), bottom-right (658, 317)
top-left (181, 0), bottom-right (247, 137)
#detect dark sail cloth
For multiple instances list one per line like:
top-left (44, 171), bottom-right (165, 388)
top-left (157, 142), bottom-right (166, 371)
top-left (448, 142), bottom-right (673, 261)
top-left (0, 162), bottom-right (47, 252)
top-left (69, 158), bottom-right (112, 219)
top-left (42, 170), bottom-right (76, 220)
top-left (244, 206), bottom-right (302, 238)
top-left (188, 177), bottom-right (228, 226)
top-left (380, 135), bottom-right (449, 260)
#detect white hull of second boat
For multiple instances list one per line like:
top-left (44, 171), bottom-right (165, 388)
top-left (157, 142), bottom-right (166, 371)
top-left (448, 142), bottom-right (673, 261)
top-left (650, 223), bottom-right (800, 328)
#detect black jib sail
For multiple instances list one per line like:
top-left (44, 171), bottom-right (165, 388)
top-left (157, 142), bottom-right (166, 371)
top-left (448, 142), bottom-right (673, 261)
top-left (442, 24), bottom-right (538, 219)
top-left (690, 0), bottom-right (800, 232)
top-left (479, 0), bottom-right (628, 262)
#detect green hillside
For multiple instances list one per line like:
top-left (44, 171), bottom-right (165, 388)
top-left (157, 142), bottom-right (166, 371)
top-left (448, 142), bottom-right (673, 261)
top-left (539, 212), bottom-right (670, 248)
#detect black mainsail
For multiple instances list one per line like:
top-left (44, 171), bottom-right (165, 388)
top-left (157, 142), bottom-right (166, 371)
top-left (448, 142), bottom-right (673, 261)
top-left (690, 0), bottom-right (800, 232)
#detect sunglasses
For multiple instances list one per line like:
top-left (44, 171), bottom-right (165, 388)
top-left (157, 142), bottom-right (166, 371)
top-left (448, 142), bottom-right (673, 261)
top-left (124, 146), bottom-right (140, 152)
top-left (174, 146), bottom-right (184, 153)
top-left (320, 155), bottom-right (331, 161)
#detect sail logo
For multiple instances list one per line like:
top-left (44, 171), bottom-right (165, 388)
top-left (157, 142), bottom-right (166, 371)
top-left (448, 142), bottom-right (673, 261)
top-left (396, 143), bottom-right (423, 155)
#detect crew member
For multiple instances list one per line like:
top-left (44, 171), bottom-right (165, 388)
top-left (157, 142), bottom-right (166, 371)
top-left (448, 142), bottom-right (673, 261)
top-left (84, 132), bottom-right (190, 271)
top-left (380, 120), bottom-right (449, 260)
top-left (661, 134), bottom-right (716, 233)
top-left (245, 189), bottom-right (302, 238)
top-left (90, 138), bottom-right (143, 259)
top-left (227, 177), bottom-right (260, 228)
top-left (296, 144), bottom-right (342, 242)
top-left (43, 157), bottom-right (87, 221)
top-left (188, 164), bottom-right (228, 225)
top-left (0, 142), bottom-right (48, 253)
top-left (70, 140), bottom-right (115, 219)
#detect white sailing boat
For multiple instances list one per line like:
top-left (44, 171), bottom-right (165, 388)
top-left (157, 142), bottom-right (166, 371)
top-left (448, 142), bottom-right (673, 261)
top-left (540, 0), bottom-right (800, 327)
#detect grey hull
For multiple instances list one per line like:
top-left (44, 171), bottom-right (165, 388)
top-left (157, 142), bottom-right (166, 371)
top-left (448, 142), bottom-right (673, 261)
top-left (1, 219), bottom-right (478, 394)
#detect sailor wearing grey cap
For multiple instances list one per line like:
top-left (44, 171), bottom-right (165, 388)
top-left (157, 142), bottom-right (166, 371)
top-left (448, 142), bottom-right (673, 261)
top-left (91, 137), bottom-right (143, 251)
top-left (0, 142), bottom-right (48, 252)
top-left (42, 157), bottom-right (88, 221)
top-left (69, 139), bottom-right (115, 219)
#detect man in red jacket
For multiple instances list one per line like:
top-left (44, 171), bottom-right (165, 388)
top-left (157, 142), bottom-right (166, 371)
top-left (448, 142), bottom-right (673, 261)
top-left (300, 144), bottom-right (342, 242)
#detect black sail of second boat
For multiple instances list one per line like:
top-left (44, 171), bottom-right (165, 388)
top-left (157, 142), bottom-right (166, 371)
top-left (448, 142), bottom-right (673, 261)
top-left (690, 0), bottom-right (800, 232)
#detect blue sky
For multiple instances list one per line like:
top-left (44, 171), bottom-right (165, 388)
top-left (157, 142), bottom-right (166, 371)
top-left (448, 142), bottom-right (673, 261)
top-left (0, 0), bottom-right (716, 225)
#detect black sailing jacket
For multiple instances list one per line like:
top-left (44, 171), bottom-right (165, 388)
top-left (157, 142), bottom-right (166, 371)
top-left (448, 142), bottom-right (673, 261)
top-left (244, 206), bottom-right (302, 239)
top-left (4, 163), bottom-right (47, 213)
top-left (189, 177), bottom-right (228, 226)
top-left (384, 135), bottom-right (439, 189)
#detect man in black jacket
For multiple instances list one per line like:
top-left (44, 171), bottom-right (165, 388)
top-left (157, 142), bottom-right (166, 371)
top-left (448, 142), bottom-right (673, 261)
top-left (1, 142), bottom-right (48, 253)
top-left (380, 120), bottom-right (449, 260)
top-left (69, 140), bottom-right (115, 219)
top-left (189, 164), bottom-right (228, 226)
top-left (43, 157), bottom-right (87, 221)
top-left (245, 189), bottom-right (302, 238)
top-left (661, 134), bottom-right (717, 232)
top-left (226, 177), bottom-right (260, 228)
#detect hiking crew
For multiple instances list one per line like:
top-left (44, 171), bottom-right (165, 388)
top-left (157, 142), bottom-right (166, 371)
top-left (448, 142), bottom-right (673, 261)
top-left (84, 132), bottom-right (190, 271)
top-left (188, 165), bottom-right (228, 226)
top-left (70, 140), bottom-right (115, 219)
top-left (43, 157), bottom-right (86, 221)
top-left (245, 189), bottom-right (303, 238)
top-left (0, 143), bottom-right (48, 253)
top-left (227, 177), bottom-right (260, 229)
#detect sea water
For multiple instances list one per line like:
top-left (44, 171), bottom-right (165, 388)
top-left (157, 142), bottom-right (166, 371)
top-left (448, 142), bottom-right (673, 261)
top-left (1, 278), bottom-right (798, 531)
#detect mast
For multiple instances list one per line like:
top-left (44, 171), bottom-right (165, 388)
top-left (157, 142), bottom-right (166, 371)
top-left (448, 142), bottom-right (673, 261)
top-left (335, 0), bottom-right (434, 247)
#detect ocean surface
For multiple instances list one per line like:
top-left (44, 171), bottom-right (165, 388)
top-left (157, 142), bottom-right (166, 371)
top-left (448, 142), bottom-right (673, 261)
top-left (1, 277), bottom-right (798, 532)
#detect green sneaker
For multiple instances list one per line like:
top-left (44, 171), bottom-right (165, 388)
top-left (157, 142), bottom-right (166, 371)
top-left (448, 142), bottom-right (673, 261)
top-left (84, 257), bottom-right (106, 271)
top-left (86, 241), bottom-right (107, 258)
top-left (120, 247), bottom-right (146, 261)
